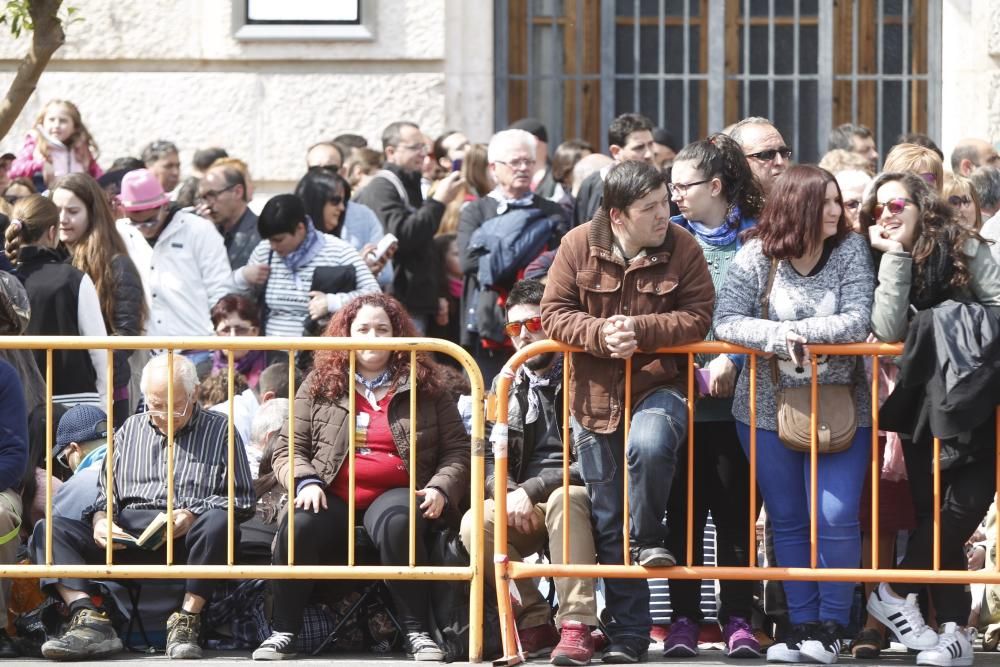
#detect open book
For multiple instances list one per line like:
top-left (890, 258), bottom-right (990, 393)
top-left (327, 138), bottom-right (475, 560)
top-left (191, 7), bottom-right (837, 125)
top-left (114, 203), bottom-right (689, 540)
top-left (111, 512), bottom-right (169, 550)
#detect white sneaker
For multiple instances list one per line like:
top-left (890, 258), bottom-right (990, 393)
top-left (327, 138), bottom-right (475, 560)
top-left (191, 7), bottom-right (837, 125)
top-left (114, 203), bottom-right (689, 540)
top-left (866, 582), bottom-right (939, 650)
top-left (767, 624), bottom-right (814, 663)
top-left (799, 621), bottom-right (844, 664)
top-left (916, 623), bottom-right (975, 667)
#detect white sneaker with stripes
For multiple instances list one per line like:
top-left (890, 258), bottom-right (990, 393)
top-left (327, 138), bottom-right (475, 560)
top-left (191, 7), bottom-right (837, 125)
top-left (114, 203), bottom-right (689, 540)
top-left (866, 582), bottom-right (939, 651)
top-left (916, 623), bottom-right (975, 667)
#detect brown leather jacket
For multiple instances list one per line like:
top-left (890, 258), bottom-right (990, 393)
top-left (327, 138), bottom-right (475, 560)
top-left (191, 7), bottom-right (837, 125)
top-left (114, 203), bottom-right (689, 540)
top-left (271, 373), bottom-right (471, 525)
top-left (540, 208), bottom-right (715, 434)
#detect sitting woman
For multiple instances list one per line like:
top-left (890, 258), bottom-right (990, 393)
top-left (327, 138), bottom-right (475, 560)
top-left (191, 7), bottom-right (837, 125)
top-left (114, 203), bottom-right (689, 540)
top-left (210, 294), bottom-right (266, 389)
top-left (862, 171), bottom-right (1000, 666)
top-left (254, 293), bottom-right (471, 661)
top-left (714, 165), bottom-right (875, 664)
top-left (235, 194), bottom-right (380, 338)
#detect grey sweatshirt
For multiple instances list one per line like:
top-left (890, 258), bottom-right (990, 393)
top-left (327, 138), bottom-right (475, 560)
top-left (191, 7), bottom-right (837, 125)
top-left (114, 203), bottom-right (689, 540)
top-left (713, 234), bottom-right (875, 430)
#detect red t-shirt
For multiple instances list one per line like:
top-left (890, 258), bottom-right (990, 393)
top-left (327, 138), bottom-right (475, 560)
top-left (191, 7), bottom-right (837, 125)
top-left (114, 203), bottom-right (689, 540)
top-left (329, 392), bottom-right (409, 509)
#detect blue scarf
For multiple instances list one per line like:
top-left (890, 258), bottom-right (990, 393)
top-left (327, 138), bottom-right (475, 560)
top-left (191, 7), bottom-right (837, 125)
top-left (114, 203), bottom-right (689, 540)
top-left (354, 368), bottom-right (394, 410)
top-left (671, 205), bottom-right (755, 248)
top-left (282, 217), bottom-right (325, 273)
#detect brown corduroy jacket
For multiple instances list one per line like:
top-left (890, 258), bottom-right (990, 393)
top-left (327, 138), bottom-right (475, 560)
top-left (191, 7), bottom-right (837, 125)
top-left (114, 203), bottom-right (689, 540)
top-left (271, 373), bottom-right (471, 525)
top-left (540, 208), bottom-right (715, 434)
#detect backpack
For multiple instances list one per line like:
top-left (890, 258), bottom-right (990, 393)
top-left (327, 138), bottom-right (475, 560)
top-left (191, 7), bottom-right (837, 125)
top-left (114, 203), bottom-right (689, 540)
top-left (465, 207), bottom-right (560, 344)
top-left (426, 528), bottom-right (502, 662)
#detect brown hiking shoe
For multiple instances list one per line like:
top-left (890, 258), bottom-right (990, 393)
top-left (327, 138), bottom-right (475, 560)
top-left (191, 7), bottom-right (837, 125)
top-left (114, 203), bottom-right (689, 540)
top-left (41, 607), bottom-right (123, 660)
top-left (166, 610), bottom-right (203, 659)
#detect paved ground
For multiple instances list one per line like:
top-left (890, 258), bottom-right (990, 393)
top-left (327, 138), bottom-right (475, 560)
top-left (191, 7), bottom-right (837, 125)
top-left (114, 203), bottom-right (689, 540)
top-left (10, 644), bottom-right (1000, 665)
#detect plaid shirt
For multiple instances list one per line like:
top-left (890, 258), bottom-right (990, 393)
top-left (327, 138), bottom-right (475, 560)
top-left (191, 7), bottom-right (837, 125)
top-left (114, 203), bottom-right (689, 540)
top-left (85, 405), bottom-right (254, 522)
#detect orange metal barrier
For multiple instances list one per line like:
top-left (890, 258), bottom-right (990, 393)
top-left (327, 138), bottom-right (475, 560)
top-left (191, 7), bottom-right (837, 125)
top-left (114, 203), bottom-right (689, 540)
top-left (0, 335), bottom-right (486, 662)
top-left (491, 339), bottom-right (1000, 664)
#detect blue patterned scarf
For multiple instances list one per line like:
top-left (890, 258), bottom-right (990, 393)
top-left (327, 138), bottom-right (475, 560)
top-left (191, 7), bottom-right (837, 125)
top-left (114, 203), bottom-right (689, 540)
top-left (282, 217), bottom-right (324, 273)
top-left (672, 205), bottom-right (755, 248)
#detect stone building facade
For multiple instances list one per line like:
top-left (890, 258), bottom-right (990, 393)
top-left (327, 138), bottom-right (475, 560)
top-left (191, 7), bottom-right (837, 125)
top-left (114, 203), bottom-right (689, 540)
top-left (0, 0), bottom-right (493, 193)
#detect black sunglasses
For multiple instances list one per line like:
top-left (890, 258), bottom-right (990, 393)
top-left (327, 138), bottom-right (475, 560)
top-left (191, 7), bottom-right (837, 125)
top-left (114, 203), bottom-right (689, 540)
top-left (745, 147), bottom-right (793, 161)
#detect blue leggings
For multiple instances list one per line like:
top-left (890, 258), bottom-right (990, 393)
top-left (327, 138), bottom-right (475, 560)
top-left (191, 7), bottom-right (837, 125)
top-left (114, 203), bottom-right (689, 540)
top-left (735, 423), bottom-right (871, 626)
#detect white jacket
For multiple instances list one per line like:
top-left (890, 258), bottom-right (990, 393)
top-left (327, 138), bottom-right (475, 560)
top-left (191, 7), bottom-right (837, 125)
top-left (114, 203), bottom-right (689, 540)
top-left (117, 210), bottom-right (233, 337)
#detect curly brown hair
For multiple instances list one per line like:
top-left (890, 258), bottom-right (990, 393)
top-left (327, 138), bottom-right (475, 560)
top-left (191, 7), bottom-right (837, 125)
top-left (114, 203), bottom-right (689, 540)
top-left (860, 171), bottom-right (984, 300)
top-left (309, 293), bottom-right (444, 400)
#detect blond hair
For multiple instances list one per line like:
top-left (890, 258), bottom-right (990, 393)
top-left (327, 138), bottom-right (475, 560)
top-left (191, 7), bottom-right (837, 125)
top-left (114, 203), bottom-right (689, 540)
top-left (32, 99), bottom-right (100, 161)
top-left (942, 173), bottom-right (983, 230)
top-left (883, 143), bottom-right (944, 194)
top-left (818, 148), bottom-right (873, 176)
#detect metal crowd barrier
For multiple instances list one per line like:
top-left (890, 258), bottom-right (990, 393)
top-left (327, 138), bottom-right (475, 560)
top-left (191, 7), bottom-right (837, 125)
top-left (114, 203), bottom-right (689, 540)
top-left (0, 335), bottom-right (486, 662)
top-left (491, 339), bottom-right (1000, 664)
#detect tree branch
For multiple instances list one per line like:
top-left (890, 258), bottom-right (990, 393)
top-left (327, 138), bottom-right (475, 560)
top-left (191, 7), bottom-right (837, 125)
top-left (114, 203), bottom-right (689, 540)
top-left (0, 0), bottom-right (66, 141)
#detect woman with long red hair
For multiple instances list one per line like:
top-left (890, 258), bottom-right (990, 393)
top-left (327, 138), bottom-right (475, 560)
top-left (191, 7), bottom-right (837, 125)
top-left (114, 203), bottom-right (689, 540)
top-left (255, 293), bottom-right (470, 661)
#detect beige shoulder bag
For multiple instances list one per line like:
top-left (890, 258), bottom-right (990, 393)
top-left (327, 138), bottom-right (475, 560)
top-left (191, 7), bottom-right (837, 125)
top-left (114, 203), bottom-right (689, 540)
top-left (760, 258), bottom-right (857, 453)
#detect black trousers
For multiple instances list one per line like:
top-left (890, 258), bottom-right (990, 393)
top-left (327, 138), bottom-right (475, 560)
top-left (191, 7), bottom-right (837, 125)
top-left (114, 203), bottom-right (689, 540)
top-left (893, 424), bottom-right (996, 625)
top-left (35, 508), bottom-right (234, 601)
top-left (270, 487), bottom-right (430, 634)
top-left (665, 420), bottom-right (760, 624)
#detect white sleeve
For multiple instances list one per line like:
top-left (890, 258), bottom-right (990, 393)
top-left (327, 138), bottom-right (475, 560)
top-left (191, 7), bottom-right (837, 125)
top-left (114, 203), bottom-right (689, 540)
top-left (195, 219), bottom-right (235, 304)
top-left (77, 274), bottom-right (109, 404)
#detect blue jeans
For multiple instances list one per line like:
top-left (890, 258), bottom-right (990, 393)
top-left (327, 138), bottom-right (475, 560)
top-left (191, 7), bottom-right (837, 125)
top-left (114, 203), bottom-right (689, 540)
top-left (572, 387), bottom-right (687, 640)
top-left (735, 422), bottom-right (871, 626)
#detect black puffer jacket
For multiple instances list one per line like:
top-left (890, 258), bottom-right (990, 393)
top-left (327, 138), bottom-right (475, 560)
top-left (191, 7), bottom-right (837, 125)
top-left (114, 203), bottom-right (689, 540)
top-left (109, 253), bottom-right (145, 388)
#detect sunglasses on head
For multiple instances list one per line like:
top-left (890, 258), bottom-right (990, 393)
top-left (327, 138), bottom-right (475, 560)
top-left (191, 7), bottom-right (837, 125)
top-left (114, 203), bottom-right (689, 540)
top-left (745, 147), bottom-right (792, 161)
top-left (873, 197), bottom-right (914, 219)
top-left (504, 316), bottom-right (543, 338)
top-left (948, 195), bottom-right (972, 207)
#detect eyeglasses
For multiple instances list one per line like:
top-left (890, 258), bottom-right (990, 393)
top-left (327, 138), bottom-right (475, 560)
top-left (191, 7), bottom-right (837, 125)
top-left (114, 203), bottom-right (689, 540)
top-left (873, 197), bottom-right (915, 219)
top-left (504, 316), bottom-right (543, 338)
top-left (215, 324), bottom-right (255, 336)
top-left (127, 207), bottom-right (164, 228)
top-left (197, 183), bottom-right (237, 204)
top-left (495, 158), bottom-right (537, 170)
top-left (745, 147), bottom-right (793, 162)
top-left (948, 195), bottom-right (973, 208)
top-left (146, 400), bottom-right (192, 420)
top-left (56, 449), bottom-right (71, 469)
top-left (668, 179), bottom-right (709, 196)
top-left (843, 199), bottom-right (861, 211)
top-left (396, 143), bottom-right (429, 154)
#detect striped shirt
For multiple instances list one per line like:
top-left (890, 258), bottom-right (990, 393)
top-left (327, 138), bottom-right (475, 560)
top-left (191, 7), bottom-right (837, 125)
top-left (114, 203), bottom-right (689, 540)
top-left (86, 405), bottom-right (254, 521)
top-left (236, 234), bottom-right (380, 337)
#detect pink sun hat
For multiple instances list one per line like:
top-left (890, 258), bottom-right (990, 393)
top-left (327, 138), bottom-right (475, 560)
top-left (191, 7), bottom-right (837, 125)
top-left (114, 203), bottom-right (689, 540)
top-left (119, 168), bottom-right (169, 212)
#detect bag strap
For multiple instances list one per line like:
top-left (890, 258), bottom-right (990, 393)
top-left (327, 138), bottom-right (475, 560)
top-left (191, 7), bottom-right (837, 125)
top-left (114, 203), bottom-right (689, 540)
top-left (375, 169), bottom-right (416, 213)
top-left (760, 258), bottom-right (782, 387)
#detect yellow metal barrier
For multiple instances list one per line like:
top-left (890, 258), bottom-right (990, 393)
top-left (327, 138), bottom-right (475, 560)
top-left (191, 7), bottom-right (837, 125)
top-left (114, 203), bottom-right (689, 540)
top-left (491, 339), bottom-right (1000, 663)
top-left (0, 335), bottom-right (486, 662)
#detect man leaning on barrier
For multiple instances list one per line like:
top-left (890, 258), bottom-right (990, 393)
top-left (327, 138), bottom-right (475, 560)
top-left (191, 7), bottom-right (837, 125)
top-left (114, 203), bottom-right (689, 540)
top-left (461, 278), bottom-right (598, 665)
top-left (540, 160), bottom-right (715, 664)
top-left (31, 354), bottom-right (255, 661)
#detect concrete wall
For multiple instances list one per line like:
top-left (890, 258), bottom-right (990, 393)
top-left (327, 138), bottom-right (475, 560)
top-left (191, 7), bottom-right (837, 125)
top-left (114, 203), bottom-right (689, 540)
top-left (941, 0), bottom-right (1000, 164)
top-left (0, 0), bottom-right (494, 193)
